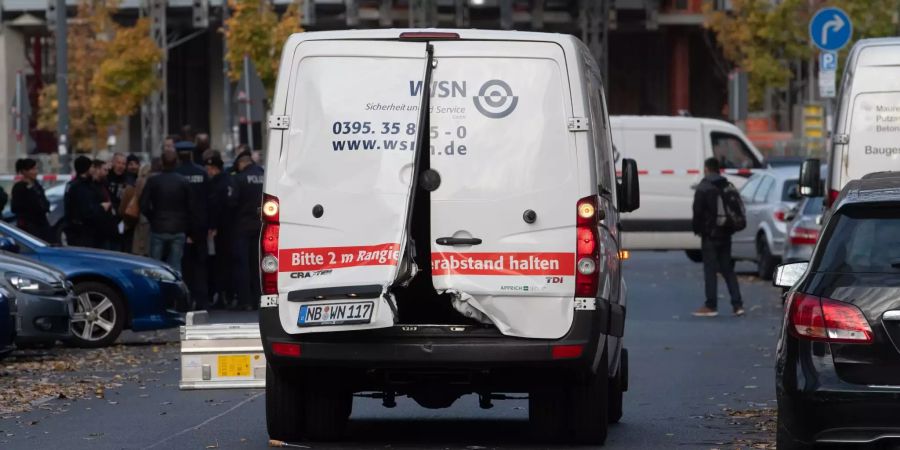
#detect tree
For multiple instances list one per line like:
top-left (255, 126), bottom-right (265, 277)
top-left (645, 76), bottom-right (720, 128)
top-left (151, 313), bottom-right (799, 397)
top-left (704, 0), bottom-right (900, 110)
top-left (224, 0), bottom-right (303, 100)
top-left (37, 0), bottom-right (162, 152)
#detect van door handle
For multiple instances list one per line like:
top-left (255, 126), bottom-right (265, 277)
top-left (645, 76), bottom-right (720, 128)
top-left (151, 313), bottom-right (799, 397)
top-left (436, 237), bottom-right (482, 246)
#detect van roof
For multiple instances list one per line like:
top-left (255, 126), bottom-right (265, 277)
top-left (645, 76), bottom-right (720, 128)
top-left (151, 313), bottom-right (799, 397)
top-left (287, 28), bottom-right (580, 48)
top-left (847, 37), bottom-right (900, 69)
top-left (838, 172), bottom-right (900, 207)
top-left (609, 115), bottom-right (741, 131)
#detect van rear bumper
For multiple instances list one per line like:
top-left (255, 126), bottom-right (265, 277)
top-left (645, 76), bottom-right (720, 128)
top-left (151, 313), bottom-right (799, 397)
top-left (259, 307), bottom-right (609, 372)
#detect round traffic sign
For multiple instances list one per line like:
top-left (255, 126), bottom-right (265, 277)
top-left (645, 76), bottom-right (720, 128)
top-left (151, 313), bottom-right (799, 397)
top-left (809, 7), bottom-right (852, 51)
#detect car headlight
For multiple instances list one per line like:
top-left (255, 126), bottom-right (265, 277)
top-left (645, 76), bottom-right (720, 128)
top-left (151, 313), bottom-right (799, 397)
top-left (6, 273), bottom-right (57, 295)
top-left (134, 268), bottom-right (177, 282)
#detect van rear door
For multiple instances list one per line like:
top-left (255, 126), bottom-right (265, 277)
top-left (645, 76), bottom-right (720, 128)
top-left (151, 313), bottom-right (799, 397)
top-left (428, 41), bottom-right (579, 339)
top-left (271, 41), bottom-right (428, 333)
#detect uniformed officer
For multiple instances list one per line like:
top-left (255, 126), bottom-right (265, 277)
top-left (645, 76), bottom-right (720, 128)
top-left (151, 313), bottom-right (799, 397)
top-left (174, 141), bottom-right (210, 310)
top-left (232, 149), bottom-right (264, 311)
top-left (203, 150), bottom-right (236, 309)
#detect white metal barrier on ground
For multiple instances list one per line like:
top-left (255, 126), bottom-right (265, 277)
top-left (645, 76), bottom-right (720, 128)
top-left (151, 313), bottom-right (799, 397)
top-left (179, 311), bottom-right (266, 390)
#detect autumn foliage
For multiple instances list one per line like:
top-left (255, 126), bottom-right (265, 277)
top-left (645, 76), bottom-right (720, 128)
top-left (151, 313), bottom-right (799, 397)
top-left (705, 0), bottom-right (900, 109)
top-left (37, 0), bottom-right (162, 152)
top-left (224, 0), bottom-right (303, 100)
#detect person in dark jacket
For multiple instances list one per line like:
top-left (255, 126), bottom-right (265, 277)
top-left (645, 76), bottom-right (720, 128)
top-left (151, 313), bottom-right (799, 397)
top-left (232, 149), bottom-right (264, 311)
top-left (174, 141), bottom-right (210, 310)
top-left (106, 153), bottom-right (135, 251)
top-left (126, 154), bottom-right (141, 178)
top-left (11, 158), bottom-right (51, 241)
top-left (140, 150), bottom-right (193, 273)
top-left (64, 156), bottom-right (111, 247)
top-left (91, 159), bottom-right (119, 250)
top-left (691, 157), bottom-right (743, 317)
top-left (203, 150), bottom-right (235, 309)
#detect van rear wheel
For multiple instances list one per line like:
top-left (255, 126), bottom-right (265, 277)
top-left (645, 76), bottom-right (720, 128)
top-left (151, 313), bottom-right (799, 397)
top-left (529, 384), bottom-right (567, 441)
top-left (266, 364), bottom-right (306, 443)
top-left (570, 352), bottom-right (610, 444)
top-left (301, 370), bottom-right (353, 441)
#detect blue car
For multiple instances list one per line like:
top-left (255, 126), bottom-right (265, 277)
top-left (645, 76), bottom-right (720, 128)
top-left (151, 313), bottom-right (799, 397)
top-left (0, 222), bottom-right (186, 347)
top-left (0, 285), bottom-right (14, 357)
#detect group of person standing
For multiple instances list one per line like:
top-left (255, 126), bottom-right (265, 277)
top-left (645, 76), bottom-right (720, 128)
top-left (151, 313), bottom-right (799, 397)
top-left (9, 131), bottom-right (265, 312)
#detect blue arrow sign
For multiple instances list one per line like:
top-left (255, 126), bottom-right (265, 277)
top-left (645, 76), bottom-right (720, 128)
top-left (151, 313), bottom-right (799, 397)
top-left (810, 7), bottom-right (852, 51)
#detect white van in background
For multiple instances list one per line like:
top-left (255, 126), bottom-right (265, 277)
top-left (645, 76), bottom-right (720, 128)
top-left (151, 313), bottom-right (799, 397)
top-left (800, 38), bottom-right (900, 205)
top-left (610, 116), bottom-right (766, 261)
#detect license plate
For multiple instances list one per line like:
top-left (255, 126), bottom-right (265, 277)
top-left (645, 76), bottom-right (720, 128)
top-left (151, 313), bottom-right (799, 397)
top-left (298, 301), bottom-right (374, 327)
top-left (217, 355), bottom-right (251, 377)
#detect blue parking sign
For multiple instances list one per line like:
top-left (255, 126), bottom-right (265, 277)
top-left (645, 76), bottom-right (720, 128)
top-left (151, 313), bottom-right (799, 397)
top-left (820, 51), bottom-right (838, 72)
top-left (809, 7), bottom-right (852, 51)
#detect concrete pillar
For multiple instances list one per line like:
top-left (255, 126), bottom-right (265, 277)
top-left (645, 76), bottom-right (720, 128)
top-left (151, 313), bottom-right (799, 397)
top-left (208, 30), bottom-right (226, 153)
top-left (0, 28), bottom-right (28, 172)
top-left (669, 32), bottom-right (690, 115)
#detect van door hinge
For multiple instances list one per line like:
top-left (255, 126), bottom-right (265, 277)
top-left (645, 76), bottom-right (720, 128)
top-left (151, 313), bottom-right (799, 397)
top-left (268, 115), bottom-right (290, 130)
top-left (574, 298), bottom-right (596, 310)
top-left (568, 117), bottom-right (589, 132)
top-left (834, 133), bottom-right (849, 145)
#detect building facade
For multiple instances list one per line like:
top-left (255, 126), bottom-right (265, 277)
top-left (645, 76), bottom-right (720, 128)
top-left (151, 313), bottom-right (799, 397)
top-left (0, 0), bottom-right (729, 170)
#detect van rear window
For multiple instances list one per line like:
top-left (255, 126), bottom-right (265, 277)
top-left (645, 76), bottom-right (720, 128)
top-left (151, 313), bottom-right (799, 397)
top-left (847, 92), bottom-right (900, 182)
top-left (816, 206), bottom-right (900, 273)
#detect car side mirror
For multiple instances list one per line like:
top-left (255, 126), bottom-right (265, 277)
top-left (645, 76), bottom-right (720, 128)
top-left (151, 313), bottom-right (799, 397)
top-left (799, 159), bottom-right (822, 197)
top-left (0, 237), bottom-right (19, 253)
top-left (774, 262), bottom-right (809, 288)
top-left (618, 158), bottom-right (640, 213)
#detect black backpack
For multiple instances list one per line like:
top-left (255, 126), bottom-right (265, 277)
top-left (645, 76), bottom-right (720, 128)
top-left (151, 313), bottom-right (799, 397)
top-left (715, 182), bottom-right (747, 233)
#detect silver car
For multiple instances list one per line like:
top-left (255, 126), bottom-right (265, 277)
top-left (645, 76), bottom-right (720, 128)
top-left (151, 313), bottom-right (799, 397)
top-left (783, 196), bottom-right (824, 263)
top-left (732, 167), bottom-right (803, 279)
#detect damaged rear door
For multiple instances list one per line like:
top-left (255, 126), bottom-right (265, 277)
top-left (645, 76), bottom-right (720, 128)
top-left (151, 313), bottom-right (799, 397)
top-left (428, 41), bottom-right (579, 338)
top-left (272, 40), bottom-right (430, 334)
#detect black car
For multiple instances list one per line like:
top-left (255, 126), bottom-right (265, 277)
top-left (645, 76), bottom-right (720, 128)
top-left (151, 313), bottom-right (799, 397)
top-left (774, 172), bottom-right (900, 449)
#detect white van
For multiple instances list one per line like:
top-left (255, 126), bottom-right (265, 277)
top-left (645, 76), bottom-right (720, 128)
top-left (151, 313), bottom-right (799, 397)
top-left (610, 116), bottom-right (765, 260)
top-left (800, 38), bottom-right (900, 205)
top-left (259, 29), bottom-right (640, 445)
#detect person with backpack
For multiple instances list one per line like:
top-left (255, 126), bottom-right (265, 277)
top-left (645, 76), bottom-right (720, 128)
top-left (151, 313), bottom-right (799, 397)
top-left (691, 157), bottom-right (745, 317)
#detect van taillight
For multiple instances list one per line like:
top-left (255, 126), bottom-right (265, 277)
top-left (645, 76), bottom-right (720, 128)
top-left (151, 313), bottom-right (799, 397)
top-left (260, 194), bottom-right (280, 296)
top-left (825, 189), bottom-right (840, 208)
top-left (788, 292), bottom-right (873, 344)
top-left (575, 196), bottom-right (600, 297)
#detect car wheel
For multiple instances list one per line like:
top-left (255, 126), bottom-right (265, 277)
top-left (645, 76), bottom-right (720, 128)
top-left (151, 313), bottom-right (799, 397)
top-left (301, 369), bottom-right (352, 441)
top-left (776, 417), bottom-right (814, 450)
top-left (685, 250), bottom-right (703, 263)
top-left (570, 350), bottom-right (610, 444)
top-left (67, 282), bottom-right (125, 348)
top-left (756, 237), bottom-right (777, 280)
top-left (608, 348), bottom-right (627, 424)
top-left (266, 364), bottom-right (306, 443)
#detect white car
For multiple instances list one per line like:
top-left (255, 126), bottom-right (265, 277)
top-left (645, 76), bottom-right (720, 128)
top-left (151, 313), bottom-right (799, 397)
top-left (610, 116), bottom-right (766, 261)
top-left (258, 29), bottom-right (639, 445)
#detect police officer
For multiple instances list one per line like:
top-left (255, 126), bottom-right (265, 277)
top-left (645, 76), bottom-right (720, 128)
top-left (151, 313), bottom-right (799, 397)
top-left (11, 158), bottom-right (51, 241)
top-left (175, 141), bottom-right (210, 310)
top-left (232, 149), bottom-right (264, 311)
top-left (65, 156), bottom-right (111, 247)
top-left (203, 150), bottom-right (235, 309)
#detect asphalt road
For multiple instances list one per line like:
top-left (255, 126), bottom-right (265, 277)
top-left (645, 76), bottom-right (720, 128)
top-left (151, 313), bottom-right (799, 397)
top-left (0, 251), bottom-right (784, 449)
